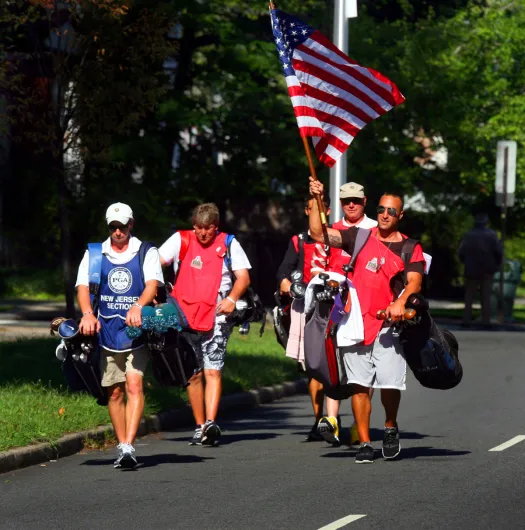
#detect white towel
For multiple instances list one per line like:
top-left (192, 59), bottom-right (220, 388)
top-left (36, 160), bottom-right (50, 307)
top-left (285, 297), bottom-right (306, 363)
top-left (304, 272), bottom-right (364, 347)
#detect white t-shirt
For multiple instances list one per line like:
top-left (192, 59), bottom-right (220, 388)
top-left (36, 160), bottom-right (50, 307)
top-left (159, 232), bottom-right (251, 294)
top-left (75, 236), bottom-right (164, 287)
top-left (340, 215), bottom-right (378, 229)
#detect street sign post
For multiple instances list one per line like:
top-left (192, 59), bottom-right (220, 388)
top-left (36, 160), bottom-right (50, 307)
top-left (496, 141), bottom-right (517, 324)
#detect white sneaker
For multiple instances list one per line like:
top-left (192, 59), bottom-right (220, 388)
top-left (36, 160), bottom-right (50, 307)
top-left (114, 443), bottom-right (137, 469)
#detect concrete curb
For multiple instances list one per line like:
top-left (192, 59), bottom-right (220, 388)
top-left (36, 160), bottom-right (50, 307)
top-left (0, 378), bottom-right (308, 475)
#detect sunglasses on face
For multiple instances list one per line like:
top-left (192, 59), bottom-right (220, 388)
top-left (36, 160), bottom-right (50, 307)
top-left (108, 223), bottom-right (130, 232)
top-left (341, 197), bottom-right (364, 206)
top-left (376, 206), bottom-right (399, 217)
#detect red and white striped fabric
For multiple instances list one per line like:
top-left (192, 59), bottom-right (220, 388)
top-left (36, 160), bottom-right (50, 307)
top-left (271, 8), bottom-right (405, 168)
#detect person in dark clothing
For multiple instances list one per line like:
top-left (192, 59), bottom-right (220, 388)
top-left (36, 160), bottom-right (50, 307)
top-left (459, 213), bottom-right (503, 327)
top-left (276, 196), bottom-right (331, 442)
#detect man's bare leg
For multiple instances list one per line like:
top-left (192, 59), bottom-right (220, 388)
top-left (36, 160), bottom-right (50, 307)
top-left (124, 372), bottom-right (145, 444)
top-left (204, 368), bottom-right (222, 421)
top-left (187, 371), bottom-right (206, 426)
top-left (308, 378), bottom-right (324, 420)
top-left (381, 389), bottom-right (401, 428)
top-left (107, 383), bottom-right (126, 443)
top-left (352, 385), bottom-right (372, 443)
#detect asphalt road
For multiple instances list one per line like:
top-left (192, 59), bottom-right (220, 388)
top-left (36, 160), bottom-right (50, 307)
top-left (2, 330), bottom-right (525, 530)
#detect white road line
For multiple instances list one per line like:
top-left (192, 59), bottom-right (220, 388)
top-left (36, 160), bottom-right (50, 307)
top-left (317, 515), bottom-right (367, 530)
top-left (489, 435), bottom-right (525, 452)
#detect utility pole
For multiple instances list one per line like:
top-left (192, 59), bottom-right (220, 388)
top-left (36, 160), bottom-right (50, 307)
top-left (329, 0), bottom-right (357, 223)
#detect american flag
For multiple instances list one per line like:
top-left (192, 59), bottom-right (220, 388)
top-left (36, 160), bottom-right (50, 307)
top-left (270, 8), bottom-right (405, 168)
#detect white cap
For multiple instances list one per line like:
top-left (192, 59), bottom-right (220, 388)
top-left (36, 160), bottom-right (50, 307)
top-left (106, 203), bottom-right (133, 225)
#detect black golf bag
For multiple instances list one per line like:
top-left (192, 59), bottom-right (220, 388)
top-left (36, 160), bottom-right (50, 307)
top-left (144, 327), bottom-right (199, 387)
top-left (399, 294), bottom-right (463, 390)
top-left (55, 319), bottom-right (108, 406)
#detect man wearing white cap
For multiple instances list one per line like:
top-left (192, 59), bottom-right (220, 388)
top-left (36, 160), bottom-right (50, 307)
top-left (75, 202), bottom-right (164, 469)
top-left (315, 182), bottom-right (377, 448)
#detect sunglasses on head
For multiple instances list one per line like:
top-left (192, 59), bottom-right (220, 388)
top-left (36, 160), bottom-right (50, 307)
top-left (108, 223), bottom-right (130, 232)
top-left (376, 206), bottom-right (399, 217)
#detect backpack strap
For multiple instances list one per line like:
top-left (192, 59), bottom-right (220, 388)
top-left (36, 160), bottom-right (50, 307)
top-left (297, 232), bottom-right (306, 278)
top-left (401, 238), bottom-right (418, 285)
top-left (344, 228), bottom-right (372, 275)
top-left (87, 243), bottom-right (103, 310)
top-left (138, 241), bottom-right (155, 284)
top-left (173, 230), bottom-right (192, 285)
top-left (224, 233), bottom-right (236, 273)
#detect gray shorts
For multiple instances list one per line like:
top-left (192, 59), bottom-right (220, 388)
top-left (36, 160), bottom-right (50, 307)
top-left (343, 325), bottom-right (406, 390)
top-left (100, 346), bottom-right (149, 387)
top-left (182, 316), bottom-right (234, 372)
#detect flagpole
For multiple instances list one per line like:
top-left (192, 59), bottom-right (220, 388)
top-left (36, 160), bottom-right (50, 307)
top-left (269, 1), bottom-right (329, 242)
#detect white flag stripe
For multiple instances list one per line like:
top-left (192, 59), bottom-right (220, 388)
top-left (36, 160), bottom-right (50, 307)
top-left (318, 120), bottom-right (355, 145)
top-left (295, 48), bottom-right (393, 110)
top-left (304, 37), bottom-right (395, 94)
top-left (303, 95), bottom-right (367, 129)
top-left (295, 69), bottom-right (380, 120)
top-left (285, 75), bottom-right (301, 88)
top-left (324, 143), bottom-right (345, 161)
top-left (295, 115), bottom-right (324, 130)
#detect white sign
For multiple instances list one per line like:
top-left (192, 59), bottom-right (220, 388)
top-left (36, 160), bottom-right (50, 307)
top-left (495, 140), bottom-right (517, 194)
top-left (346, 0), bottom-right (358, 18)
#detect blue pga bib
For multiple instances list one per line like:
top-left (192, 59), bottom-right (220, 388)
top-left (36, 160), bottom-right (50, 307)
top-left (98, 253), bottom-right (145, 351)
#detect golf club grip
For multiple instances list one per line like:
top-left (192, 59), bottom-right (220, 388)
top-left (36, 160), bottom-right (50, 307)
top-left (376, 308), bottom-right (416, 321)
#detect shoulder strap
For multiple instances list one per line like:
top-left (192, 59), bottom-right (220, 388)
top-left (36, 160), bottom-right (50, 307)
top-left (297, 232), bottom-right (306, 276)
top-left (87, 243), bottom-right (103, 308)
top-left (345, 228), bottom-right (372, 274)
top-left (401, 238), bottom-right (418, 285)
top-left (173, 230), bottom-right (192, 285)
top-left (225, 234), bottom-right (236, 272)
top-left (138, 241), bottom-right (155, 284)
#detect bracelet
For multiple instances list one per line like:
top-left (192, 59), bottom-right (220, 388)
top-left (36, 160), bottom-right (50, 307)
top-left (226, 296), bottom-right (236, 304)
top-left (133, 302), bottom-right (143, 309)
top-left (82, 311), bottom-right (93, 316)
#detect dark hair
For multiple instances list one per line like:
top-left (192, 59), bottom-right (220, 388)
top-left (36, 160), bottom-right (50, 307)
top-left (380, 192), bottom-right (404, 211)
top-left (304, 196), bottom-right (331, 208)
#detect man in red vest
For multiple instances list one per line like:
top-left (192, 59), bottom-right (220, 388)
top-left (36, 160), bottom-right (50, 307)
top-left (159, 203), bottom-right (251, 446)
top-left (309, 177), bottom-right (425, 464)
top-left (276, 196), bottom-right (331, 442)
top-left (317, 182), bottom-right (377, 447)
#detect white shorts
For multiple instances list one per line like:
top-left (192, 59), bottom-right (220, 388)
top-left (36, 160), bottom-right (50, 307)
top-left (343, 325), bottom-right (406, 390)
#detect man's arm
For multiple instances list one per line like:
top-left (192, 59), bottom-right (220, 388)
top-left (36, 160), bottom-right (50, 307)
top-left (78, 284), bottom-right (100, 336)
top-left (216, 269), bottom-right (250, 315)
top-left (276, 238), bottom-right (298, 294)
top-left (308, 177), bottom-right (343, 247)
top-left (386, 270), bottom-right (423, 321)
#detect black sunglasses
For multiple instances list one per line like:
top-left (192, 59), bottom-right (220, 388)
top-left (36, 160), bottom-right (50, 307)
top-left (376, 206), bottom-right (399, 217)
top-left (108, 223), bottom-right (130, 232)
top-left (341, 197), bottom-right (364, 206)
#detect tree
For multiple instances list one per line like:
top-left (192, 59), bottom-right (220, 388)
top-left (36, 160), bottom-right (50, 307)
top-left (0, 0), bottom-right (177, 314)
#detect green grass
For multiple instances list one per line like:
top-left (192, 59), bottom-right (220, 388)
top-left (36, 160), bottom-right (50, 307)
top-left (0, 324), bottom-right (299, 452)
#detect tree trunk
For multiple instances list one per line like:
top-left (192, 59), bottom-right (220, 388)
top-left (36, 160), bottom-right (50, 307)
top-left (56, 155), bottom-right (75, 317)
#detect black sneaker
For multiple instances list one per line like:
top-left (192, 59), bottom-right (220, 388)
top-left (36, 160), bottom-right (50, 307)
top-left (189, 425), bottom-right (203, 446)
top-left (382, 426), bottom-right (401, 460)
top-left (202, 420), bottom-right (221, 446)
top-left (306, 420), bottom-right (324, 442)
top-left (355, 443), bottom-right (374, 464)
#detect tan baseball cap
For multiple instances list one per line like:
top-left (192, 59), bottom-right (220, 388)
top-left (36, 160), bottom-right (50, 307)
top-left (339, 182), bottom-right (365, 199)
top-left (106, 203), bottom-right (133, 225)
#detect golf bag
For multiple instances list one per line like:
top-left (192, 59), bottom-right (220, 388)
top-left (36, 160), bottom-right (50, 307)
top-left (144, 326), bottom-right (199, 387)
top-left (272, 291), bottom-right (291, 350)
top-left (399, 294), bottom-right (463, 390)
top-left (54, 319), bottom-right (107, 406)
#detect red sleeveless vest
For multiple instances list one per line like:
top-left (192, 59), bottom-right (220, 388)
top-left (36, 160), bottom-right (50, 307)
top-left (327, 219), bottom-right (352, 273)
top-left (171, 231), bottom-right (228, 332)
top-left (351, 228), bottom-right (407, 345)
top-left (291, 234), bottom-right (321, 285)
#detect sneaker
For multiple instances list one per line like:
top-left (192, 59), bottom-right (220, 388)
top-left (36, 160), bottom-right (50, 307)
top-left (355, 443), bottom-right (374, 464)
top-left (349, 421), bottom-right (360, 446)
top-left (305, 420), bottom-right (324, 442)
top-left (382, 426), bottom-right (401, 460)
top-left (189, 425), bottom-right (203, 446)
top-left (114, 443), bottom-right (137, 469)
top-left (317, 416), bottom-right (340, 446)
top-left (202, 420), bottom-right (221, 446)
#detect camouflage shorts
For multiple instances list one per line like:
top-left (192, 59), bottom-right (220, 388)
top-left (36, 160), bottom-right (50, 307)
top-left (182, 316), bottom-right (234, 372)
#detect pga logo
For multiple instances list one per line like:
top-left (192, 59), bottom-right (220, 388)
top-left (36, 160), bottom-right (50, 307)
top-left (108, 267), bottom-right (133, 294)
